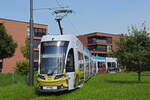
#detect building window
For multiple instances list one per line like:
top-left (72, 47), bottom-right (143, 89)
top-left (33, 39), bottom-right (41, 48)
top-left (0, 62), bottom-right (3, 72)
top-left (88, 45), bottom-right (95, 51)
top-left (88, 45), bottom-right (112, 52)
top-left (78, 52), bottom-right (83, 60)
top-left (34, 51), bottom-right (39, 60)
top-left (88, 45), bottom-right (107, 52)
top-left (97, 45), bottom-right (107, 52)
top-left (88, 36), bottom-right (112, 44)
top-left (27, 27), bottom-right (30, 36)
top-left (88, 36), bottom-right (97, 44)
top-left (106, 37), bottom-right (112, 43)
top-left (34, 28), bottom-right (46, 37)
top-left (107, 45), bottom-right (112, 52)
top-left (27, 27), bottom-right (46, 37)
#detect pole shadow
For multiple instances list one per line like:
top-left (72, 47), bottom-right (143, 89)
top-left (105, 80), bottom-right (139, 84)
top-left (36, 88), bottom-right (78, 96)
top-left (142, 74), bottom-right (150, 76)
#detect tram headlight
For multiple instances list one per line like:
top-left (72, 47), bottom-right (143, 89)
top-left (66, 79), bottom-right (68, 85)
top-left (38, 74), bottom-right (45, 80)
top-left (55, 74), bottom-right (66, 80)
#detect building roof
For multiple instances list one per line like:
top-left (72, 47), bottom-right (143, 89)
top-left (0, 18), bottom-right (48, 26)
top-left (78, 32), bottom-right (121, 37)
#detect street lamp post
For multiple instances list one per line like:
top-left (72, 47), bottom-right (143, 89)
top-left (28, 1), bottom-right (71, 86)
top-left (29, 0), bottom-right (34, 87)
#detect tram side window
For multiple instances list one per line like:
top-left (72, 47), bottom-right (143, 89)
top-left (112, 62), bottom-right (116, 67)
top-left (66, 48), bottom-right (75, 72)
top-left (85, 56), bottom-right (89, 70)
top-left (107, 62), bottom-right (112, 68)
top-left (98, 62), bottom-right (105, 68)
top-left (107, 62), bottom-right (116, 68)
top-left (85, 56), bottom-right (89, 61)
top-left (78, 52), bottom-right (83, 60)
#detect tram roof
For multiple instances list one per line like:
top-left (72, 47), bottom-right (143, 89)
top-left (41, 34), bottom-right (78, 42)
top-left (95, 56), bottom-right (106, 60)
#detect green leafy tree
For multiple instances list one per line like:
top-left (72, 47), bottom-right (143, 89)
top-left (113, 23), bottom-right (150, 83)
top-left (21, 39), bottom-right (29, 58)
top-left (0, 23), bottom-right (17, 66)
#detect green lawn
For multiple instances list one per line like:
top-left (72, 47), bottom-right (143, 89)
top-left (0, 72), bottom-right (150, 100)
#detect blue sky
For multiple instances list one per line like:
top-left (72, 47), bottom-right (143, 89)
top-left (0, 0), bottom-right (150, 35)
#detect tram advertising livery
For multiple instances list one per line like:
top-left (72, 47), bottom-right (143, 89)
top-left (37, 35), bottom-right (94, 92)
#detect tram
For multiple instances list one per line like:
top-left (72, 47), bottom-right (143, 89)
top-left (94, 56), bottom-right (120, 73)
top-left (106, 57), bottom-right (120, 73)
top-left (37, 35), bottom-right (92, 92)
top-left (95, 56), bottom-right (106, 73)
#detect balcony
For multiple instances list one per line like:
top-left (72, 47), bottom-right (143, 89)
top-left (88, 36), bottom-right (112, 44)
top-left (88, 45), bottom-right (112, 53)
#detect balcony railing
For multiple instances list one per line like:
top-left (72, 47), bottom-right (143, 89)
top-left (88, 45), bottom-right (112, 52)
top-left (88, 36), bottom-right (112, 44)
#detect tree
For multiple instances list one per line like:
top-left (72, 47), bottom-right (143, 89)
top-left (21, 39), bottom-right (29, 58)
top-left (113, 23), bottom-right (150, 83)
top-left (0, 23), bottom-right (17, 67)
top-left (15, 59), bottom-right (29, 75)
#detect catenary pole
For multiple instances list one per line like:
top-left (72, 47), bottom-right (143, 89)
top-left (29, 0), bottom-right (34, 87)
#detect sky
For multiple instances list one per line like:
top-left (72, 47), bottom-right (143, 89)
top-left (0, 0), bottom-right (150, 35)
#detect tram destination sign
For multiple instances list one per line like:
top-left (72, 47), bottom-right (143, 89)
top-left (42, 41), bottom-right (69, 47)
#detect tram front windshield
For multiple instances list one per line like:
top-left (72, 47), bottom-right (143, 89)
top-left (40, 41), bottom-right (69, 75)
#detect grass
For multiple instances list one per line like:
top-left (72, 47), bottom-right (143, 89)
top-left (0, 73), bottom-right (36, 100)
top-left (0, 72), bottom-right (150, 100)
top-left (0, 73), bottom-right (27, 87)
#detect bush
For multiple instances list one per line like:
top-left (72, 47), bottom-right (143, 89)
top-left (15, 59), bottom-right (29, 75)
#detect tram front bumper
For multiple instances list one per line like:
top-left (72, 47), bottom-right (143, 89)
top-left (37, 77), bottom-right (69, 92)
top-left (37, 85), bottom-right (68, 92)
